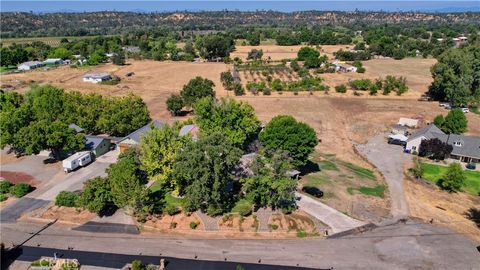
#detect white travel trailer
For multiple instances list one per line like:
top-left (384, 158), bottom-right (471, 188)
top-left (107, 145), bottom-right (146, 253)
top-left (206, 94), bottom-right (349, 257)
top-left (62, 151), bottom-right (92, 173)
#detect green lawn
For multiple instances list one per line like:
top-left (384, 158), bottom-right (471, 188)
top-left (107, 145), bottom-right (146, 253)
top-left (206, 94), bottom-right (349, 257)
top-left (318, 160), bottom-right (338, 171)
top-left (421, 163), bottom-right (480, 195)
top-left (231, 198), bottom-right (253, 215)
top-left (304, 173), bottom-right (331, 186)
top-left (149, 181), bottom-right (185, 207)
top-left (0, 66), bottom-right (16, 72)
top-left (347, 185), bottom-right (385, 197)
top-left (342, 162), bottom-right (376, 180)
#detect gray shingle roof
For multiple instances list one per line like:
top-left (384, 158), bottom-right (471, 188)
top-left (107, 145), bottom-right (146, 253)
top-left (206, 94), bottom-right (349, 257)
top-left (121, 120), bottom-right (163, 144)
top-left (84, 135), bottom-right (108, 150)
top-left (83, 73), bottom-right (111, 80)
top-left (447, 134), bottom-right (480, 159)
top-left (408, 124), bottom-right (444, 141)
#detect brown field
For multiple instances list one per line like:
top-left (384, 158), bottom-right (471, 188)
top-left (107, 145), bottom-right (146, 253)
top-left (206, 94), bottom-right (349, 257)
top-left (230, 44), bottom-right (351, 61)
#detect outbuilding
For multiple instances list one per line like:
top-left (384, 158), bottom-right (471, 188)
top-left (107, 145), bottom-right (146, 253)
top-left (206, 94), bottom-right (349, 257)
top-left (116, 120), bottom-right (163, 153)
top-left (85, 135), bottom-right (111, 157)
top-left (18, 61), bottom-right (44, 71)
top-left (43, 58), bottom-right (64, 65)
top-left (83, 73), bottom-right (112, 83)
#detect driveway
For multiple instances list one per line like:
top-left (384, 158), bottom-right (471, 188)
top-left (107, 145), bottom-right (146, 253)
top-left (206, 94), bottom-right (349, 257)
top-left (355, 133), bottom-right (413, 219)
top-left (0, 151), bottom-right (118, 222)
top-left (296, 192), bottom-right (366, 233)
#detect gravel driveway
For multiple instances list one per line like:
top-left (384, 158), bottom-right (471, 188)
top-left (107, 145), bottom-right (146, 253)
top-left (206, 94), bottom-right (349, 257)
top-left (356, 133), bottom-right (413, 219)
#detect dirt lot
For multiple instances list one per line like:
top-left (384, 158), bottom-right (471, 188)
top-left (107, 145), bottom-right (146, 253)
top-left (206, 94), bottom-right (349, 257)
top-left (231, 45), bottom-right (351, 61)
top-left (405, 177), bottom-right (480, 242)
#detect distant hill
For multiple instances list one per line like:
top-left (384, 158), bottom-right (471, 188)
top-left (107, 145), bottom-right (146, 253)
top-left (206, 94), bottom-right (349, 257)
top-left (1, 10), bottom-right (479, 38)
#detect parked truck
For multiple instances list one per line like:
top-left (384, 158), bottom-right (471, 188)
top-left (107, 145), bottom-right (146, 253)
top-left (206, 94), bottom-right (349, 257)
top-left (62, 151), bottom-right (92, 173)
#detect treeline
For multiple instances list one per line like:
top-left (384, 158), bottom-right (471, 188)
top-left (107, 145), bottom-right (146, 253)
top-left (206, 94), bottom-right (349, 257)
top-left (428, 45), bottom-right (480, 106)
top-left (2, 11), bottom-right (479, 38)
top-left (0, 85), bottom-right (150, 158)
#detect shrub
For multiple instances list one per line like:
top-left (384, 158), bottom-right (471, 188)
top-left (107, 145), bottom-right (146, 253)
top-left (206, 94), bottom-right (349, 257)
top-left (438, 163), bottom-right (465, 192)
top-left (269, 224), bottom-right (279, 230)
top-left (0, 181), bottom-right (13, 194)
top-left (9, 183), bottom-right (32, 198)
top-left (335, 84), bottom-right (347, 93)
top-left (189, 221), bottom-right (199, 229)
top-left (263, 88), bottom-right (271, 95)
top-left (349, 79), bottom-right (372, 90)
top-left (234, 83), bottom-right (245, 96)
top-left (55, 191), bottom-right (79, 207)
top-left (0, 194), bottom-right (7, 202)
top-left (166, 94), bottom-right (184, 116)
top-left (170, 221), bottom-right (177, 229)
top-left (357, 67), bottom-right (366, 73)
top-left (236, 205), bottom-right (252, 217)
top-left (131, 260), bottom-right (143, 270)
top-left (165, 205), bottom-right (181, 216)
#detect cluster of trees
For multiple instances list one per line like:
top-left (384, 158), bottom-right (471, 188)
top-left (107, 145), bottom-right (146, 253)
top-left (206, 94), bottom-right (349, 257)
top-left (297, 47), bottom-right (328, 69)
top-left (334, 49), bottom-right (372, 61)
top-left (220, 71), bottom-right (243, 95)
top-left (348, 76), bottom-right (408, 95)
top-left (428, 45), bottom-right (480, 106)
top-left (0, 180), bottom-right (33, 201)
top-left (411, 160), bottom-right (466, 192)
top-left (0, 85), bottom-right (150, 158)
top-left (166, 77), bottom-right (216, 115)
top-left (433, 109), bottom-right (468, 134)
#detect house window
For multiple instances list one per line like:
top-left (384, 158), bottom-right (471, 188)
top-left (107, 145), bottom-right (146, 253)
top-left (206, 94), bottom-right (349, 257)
top-left (453, 141), bottom-right (462, 146)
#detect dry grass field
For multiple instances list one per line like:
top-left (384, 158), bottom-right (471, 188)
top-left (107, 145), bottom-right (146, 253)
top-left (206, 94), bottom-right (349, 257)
top-left (230, 44), bottom-right (351, 61)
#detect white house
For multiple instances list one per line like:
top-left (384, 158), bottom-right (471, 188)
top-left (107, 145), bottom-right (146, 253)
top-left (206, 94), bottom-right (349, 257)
top-left (405, 124), bottom-right (444, 153)
top-left (83, 73), bottom-right (112, 83)
top-left (17, 61), bottom-right (44, 71)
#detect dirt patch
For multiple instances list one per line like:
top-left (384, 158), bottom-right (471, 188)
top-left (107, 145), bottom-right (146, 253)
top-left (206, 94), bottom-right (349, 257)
top-left (405, 177), bottom-right (480, 242)
top-left (219, 214), bottom-right (259, 233)
top-left (231, 45), bottom-right (351, 61)
top-left (25, 205), bottom-right (96, 225)
top-left (0, 171), bottom-right (38, 186)
top-left (143, 212), bottom-right (204, 231)
top-left (0, 196), bottom-right (17, 209)
top-left (267, 212), bottom-right (318, 235)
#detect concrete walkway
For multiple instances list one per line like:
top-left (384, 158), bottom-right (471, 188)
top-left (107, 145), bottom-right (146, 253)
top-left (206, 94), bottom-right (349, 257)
top-left (295, 192), bottom-right (366, 233)
top-left (355, 133), bottom-right (412, 219)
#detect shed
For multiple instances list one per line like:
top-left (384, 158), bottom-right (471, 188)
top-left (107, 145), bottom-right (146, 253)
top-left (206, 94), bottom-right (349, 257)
top-left (179, 124), bottom-right (199, 140)
top-left (397, 118), bottom-right (419, 128)
top-left (83, 73), bottom-right (112, 83)
top-left (18, 61), bottom-right (44, 71)
top-left (43, 58), bottom-right (64, 65)
top-left (84, 135), bottom-right (111, 157)
top-left (117, 120), bottom-right (163, 153)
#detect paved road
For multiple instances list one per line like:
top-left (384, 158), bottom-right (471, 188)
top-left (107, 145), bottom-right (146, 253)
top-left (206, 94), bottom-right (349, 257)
top-left (356, 133), bottom-right (412, 219)
top-left (2, 221), bottom-right (479, 269)
top-left (296, 192), bottom-right (366, 233)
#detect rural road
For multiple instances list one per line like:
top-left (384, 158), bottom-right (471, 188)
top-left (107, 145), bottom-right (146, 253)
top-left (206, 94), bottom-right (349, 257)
top-left (356, 133), bottom-right (413, 219)
top-left (2, 220), bottom-right (479, 270)
top-left (295, 192), bottom-right (366, 233)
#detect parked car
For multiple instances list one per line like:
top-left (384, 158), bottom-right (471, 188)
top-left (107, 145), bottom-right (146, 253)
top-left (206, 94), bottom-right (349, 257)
top-left (439, 102), bottom-right (450, 108)
top-left (466, 163), bottom-right (476, 170)
top-left (388, 138), bottom-right (406, 146)
top-left (302, 186), bottom-right (324, 198)
top-left (461, 107), bottom-right (470, 113)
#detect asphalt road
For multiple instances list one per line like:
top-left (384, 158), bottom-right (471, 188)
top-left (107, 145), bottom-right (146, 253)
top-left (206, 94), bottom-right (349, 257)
top-left (2, 221), bottom-right (479, 269)
top-left (295, 192), bottom-right (366, 233)
top-left (356, 133), bottom-right (412, 219)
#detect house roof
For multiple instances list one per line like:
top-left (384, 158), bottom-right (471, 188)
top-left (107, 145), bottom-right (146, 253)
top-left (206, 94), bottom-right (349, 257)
top-left (83, 73), bottom-right (111, 79)
top-left (68, 123), bottom-right (84, 133)
top-left (179, 124), bottom-right (199, 138)
top-left (407, 124), bottom-right (444, 141)
top-left (18, 61), bottom-right (43, 67)
top-left (43, 58), bottom-right (62, 63)
top-left (84, 135), bottom-right (109, 150)
top-left (120, 120), bottom-right (163, 144)
top-left (392, 124), bottom-right (408, 130)
top-left (447, 134), bottom-right (480, 159)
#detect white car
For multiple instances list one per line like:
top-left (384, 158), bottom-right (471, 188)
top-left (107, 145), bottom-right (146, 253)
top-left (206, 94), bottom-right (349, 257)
top-left (461, 107), bottom-right (469, 113)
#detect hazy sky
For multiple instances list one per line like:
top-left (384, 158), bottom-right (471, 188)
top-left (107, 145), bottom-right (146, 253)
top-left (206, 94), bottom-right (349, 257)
top-left (1, 1), bottom-right (479, 13)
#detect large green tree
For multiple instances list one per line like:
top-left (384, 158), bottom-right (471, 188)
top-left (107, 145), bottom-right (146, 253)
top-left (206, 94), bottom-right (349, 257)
top-left (439, 163), bottom-right (465, 192)
top-left (193, 97), bottom-right (261, 149)
top-left (442, 109), bottom-right (468, 134)
top-left (78, 177), bottom-right (113, 214)
top-left (259, 115), bottom-right (318, 167)
top-left (297, 47), bottom-right (320, 61)
top-left (173, 133), bottom-right (242, 216)
top-left (180, 77), bottom-right (215, 107)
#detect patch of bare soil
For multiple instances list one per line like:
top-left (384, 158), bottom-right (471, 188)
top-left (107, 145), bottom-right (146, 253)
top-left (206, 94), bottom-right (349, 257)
top-left (405, 177), bottom-right (480, 242)
top-left (27, 205), bottom-right (96, 225)
top-left (219, 214), bottom-right (259, 233)
top-left (268, 212), bottom-right (318, 235)
top-left (0, 171), bottom-right (38, 186)
top-left (143, 212), bottom-right (204, 232)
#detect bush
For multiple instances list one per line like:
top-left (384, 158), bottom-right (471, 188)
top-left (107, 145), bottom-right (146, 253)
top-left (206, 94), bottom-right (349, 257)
top-left (165, 205), bottom-right (181, 216)
top-left (263, 88), bottom-right (271, 95)
top-left (234, 83), bottom-right (245, 96)
top-left (349, 79), bottom-right (372, 90)
top-left (0, 181), bottom-right (13, 194)
top-left (335, 84), bottom-right (347, 93)
top-left (9, 183), bottom-right (32, 198)
top-left (0, 194), bottom-right (7, 202)
top-left (189, 221), bottom-right (199, 229)
top-left (356, 67), bottom-right (366, 73)
top-left (269, 224), bottom-right (279, 230)
top-left (438, 163), bottom-right (465, 192)
top-left (166, 94), bottom-right (184, 116)
top-left (170, 221), bottom-right (177, 229)
top-left (236, 205), bottom-right (252, 217)
top-left (55, 191), bottom-right (79, 207)
top-left (131, 260), bottom-right (143, 270)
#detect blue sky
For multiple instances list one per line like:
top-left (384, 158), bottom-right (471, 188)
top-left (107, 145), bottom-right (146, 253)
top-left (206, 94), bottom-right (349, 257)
top-left (1, 1), bottom-right (479, 13)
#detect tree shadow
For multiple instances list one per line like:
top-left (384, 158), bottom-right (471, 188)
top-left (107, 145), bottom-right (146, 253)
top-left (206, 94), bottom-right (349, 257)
top-left (299, 160), bottom-right (320, 175)
top-left (98, 204), bottom-right (118, 217)
top-left (1, 246), bottom-right (22, 270)
top-left (465, 208), bottom-right (480, 228)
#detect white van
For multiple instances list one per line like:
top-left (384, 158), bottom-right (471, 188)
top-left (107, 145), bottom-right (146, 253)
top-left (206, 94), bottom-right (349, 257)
top-left (62, 151), bottom-right (92, 173)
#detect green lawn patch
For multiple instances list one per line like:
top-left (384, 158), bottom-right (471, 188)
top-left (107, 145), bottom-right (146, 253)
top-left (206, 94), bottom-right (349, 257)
top-left (304, 173), bottom-right (331, 186)
top-left (231, 198), bottom-right (253, 216)
top-left (0, 66), bottom-right (16, 72)
top-left (347, 185), bottom-right (385, 197)
top-left (420, 163), bottom-right (480, 195)
top-left (342, 162), bottom-right (376, 180)
top-left (470, 107), bottom-right (479, 115)
top-left (318, 160), bottom-right (338, 171)
top-left (165, 193), bottom-right (184, 208)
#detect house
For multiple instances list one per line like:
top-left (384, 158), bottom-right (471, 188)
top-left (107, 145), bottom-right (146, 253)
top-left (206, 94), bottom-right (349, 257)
top-left (397, 117), bottom-right (419, 128)
top-left (43, 58), bottom-right (64, 65)
top-left (332, 61), bottom-right (357, 73)
top-left (84, 135), bottom-right (111, 157)
top-left (123, 46), bottom-right (140, 53)
top-left (391, 124), bottom-right (408, 135)
top-left (405, 124), bottom-right (480, 163)
top-left (179, 124), bottom-right (199, 140)
top-left (68, 123), bottom-right (84, 133)
top-left (83, 73), bottom-right (112, 83)
top-left (17, 61), bottom-right (44, 71)
top-left (116, 120), bottom-right (163, 153)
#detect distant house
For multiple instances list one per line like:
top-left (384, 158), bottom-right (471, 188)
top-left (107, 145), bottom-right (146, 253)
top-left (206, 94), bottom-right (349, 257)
top-left (405, 124), bottom-right (480, 163)
top-left (84, 135), bottom-right (111, 157)
top-left (123, 46), bottom-right (140, 53)
top-left (43, 58), bottom-right (64, 65)
top-left (68, 123), bottom-right (84, 133)
top-left (179, 124), bottom-right (199, 140)
top-left (18, 61), bottom-right (44, 71)
top-left (332, 61), bottom-right (357, 73)
top-left (83, 73), bottom-right (112, 83)
top-left (116, 120), bottom-right (163, 153)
